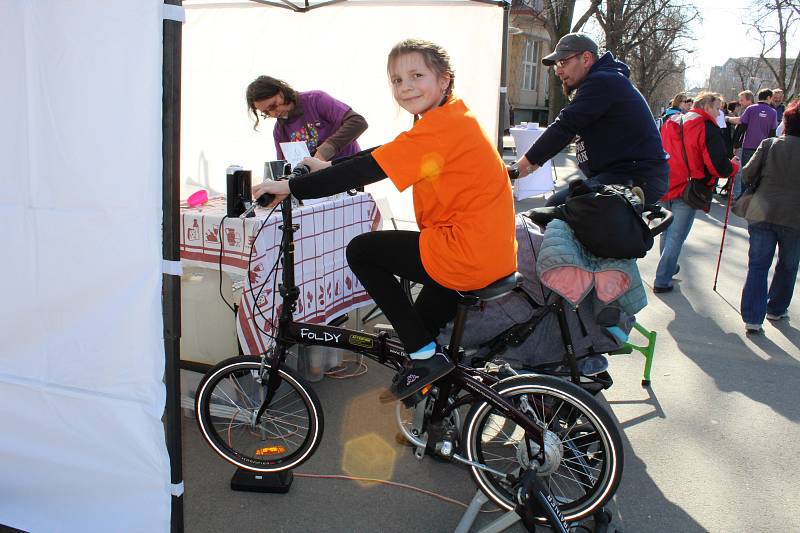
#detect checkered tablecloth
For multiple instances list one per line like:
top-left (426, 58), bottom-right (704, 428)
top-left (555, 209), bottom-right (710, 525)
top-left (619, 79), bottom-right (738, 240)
top-left (180, 193), bottom-right (382, 355)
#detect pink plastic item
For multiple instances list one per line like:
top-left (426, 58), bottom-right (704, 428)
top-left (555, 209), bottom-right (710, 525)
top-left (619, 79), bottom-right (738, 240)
top-left (187, 189), bottom-right (208, 207)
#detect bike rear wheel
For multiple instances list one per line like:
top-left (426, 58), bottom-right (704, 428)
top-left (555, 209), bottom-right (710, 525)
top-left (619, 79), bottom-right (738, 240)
top-left (462, 374), bottom-right (622, 522)
top-left (195, 356), bottom-right (324, 472)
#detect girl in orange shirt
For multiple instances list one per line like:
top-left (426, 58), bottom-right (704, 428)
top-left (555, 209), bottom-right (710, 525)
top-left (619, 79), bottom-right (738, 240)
top-left (253, 39), bottom-right (516, 401)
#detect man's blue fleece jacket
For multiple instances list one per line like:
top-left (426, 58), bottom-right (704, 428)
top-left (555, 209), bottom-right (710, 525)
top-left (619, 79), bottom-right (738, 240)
top-left (524, 52), bottom-right (668, 180)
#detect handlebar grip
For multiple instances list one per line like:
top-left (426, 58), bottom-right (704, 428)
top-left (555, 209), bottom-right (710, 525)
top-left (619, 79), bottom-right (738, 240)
top-left (507, 165), bottom-right (520, 181)
top-left (256, 192), bottom-right (275, 207)
top-left (644, 204), bottom-right (673, 237)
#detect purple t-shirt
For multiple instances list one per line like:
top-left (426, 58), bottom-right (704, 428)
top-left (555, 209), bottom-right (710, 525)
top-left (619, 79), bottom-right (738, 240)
top-left (741, 102), bottom-right (778, 150)
top-left (273, 90), bottom-right (361, 160)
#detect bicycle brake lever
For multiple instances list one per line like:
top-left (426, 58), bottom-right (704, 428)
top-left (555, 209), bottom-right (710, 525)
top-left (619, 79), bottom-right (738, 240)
top-left (240, 201), bottom-right (257, 218)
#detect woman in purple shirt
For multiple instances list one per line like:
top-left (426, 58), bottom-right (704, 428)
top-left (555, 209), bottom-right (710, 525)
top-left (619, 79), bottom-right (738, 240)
top-left (246, 76), bottom-right (367, 162)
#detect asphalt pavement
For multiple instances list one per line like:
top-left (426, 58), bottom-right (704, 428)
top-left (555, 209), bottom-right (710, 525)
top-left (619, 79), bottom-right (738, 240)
top-left (181, 145), bottom-right (800, 532)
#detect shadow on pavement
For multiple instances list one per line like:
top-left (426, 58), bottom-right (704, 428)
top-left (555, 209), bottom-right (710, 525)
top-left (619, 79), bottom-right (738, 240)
top-left (769, 319), bottom-right (800, 350)
top-left (663, 290), bottom-right (800, 423)
top-left (602, 392), bottom-right (706, 533)
top-left (606, 384), bottom-right (665, 430)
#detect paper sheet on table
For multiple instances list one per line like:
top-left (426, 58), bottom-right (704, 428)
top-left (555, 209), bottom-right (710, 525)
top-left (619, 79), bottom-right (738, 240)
top-left (510, 126), bottom-right (554, 200)
top-left (514, 163), bottom-right (553, 200)
top-left (279, 141), bottom-right (311, 169)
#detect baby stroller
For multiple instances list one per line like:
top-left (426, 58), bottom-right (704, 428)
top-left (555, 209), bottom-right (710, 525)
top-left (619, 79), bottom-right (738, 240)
top-left (437, 201), bottom-right (671, 396)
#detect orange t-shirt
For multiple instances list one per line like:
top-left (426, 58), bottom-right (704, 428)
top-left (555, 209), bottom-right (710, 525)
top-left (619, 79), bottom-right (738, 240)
top-left (372, 97), bottom-right (517, 291)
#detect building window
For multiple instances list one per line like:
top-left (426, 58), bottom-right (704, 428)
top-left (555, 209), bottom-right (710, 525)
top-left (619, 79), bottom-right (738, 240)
top-left (522, 37), bottom-right (540, 91)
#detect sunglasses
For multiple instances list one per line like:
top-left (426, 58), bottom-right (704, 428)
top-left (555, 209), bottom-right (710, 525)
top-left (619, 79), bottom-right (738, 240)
top-left (553, 53), bottom-right (582, 69)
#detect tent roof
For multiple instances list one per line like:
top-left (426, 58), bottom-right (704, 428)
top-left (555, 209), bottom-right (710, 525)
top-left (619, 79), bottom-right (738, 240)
top-left (185, 0), bottom-right (507, 12)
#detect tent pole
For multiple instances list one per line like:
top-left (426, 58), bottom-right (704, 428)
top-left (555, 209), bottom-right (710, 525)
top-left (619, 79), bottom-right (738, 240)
top-left (162, 1), bottom-right (184, 532)
top-left (497, 0), bottom-right (510, 154)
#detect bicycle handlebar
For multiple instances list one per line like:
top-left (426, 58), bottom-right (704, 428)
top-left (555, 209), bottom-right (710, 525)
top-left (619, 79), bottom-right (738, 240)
top-left (252, 164), bottom-right (312, 210)
top-left (643, 204), bottom-right (673, 237)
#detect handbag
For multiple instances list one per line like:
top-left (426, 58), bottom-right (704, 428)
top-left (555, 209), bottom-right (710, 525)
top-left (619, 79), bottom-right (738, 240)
top-left (676, 115), bottom-right (714, 210)
top-left (525, 178), bottom-right (654, 259)
top-left (682, 179), bottom-right (714, 210)
top-left (732, 138), bottom-right (774, 218)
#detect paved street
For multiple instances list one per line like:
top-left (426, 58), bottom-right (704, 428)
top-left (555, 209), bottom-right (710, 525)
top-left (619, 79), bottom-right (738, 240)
top-left (182, 147), bottom-right (800, 532)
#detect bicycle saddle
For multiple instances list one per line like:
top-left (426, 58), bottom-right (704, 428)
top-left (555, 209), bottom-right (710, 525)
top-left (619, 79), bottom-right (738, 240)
top-left (461, 272), bottom-right (523, 302)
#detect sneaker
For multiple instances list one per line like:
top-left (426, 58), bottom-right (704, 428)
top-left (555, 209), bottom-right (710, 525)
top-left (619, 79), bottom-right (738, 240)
top-left (766, 312), bottom-right (788, 321)
top-left (674, 265), bottom-right (680, 276)
top-left (380, 352), bottom-right (455, 403)
top-left (745, 323), bottom-right (763, 334)
top-left (653, 285), bottom-right (673, 294)
top-left (578, 355), bottom-right (609, 376)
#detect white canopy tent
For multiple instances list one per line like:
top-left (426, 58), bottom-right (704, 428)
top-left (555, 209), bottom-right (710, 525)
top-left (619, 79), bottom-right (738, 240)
top-left (0, 1), bottom-right (508, 531)
top-left (0, 1), bottom-right (172, 532)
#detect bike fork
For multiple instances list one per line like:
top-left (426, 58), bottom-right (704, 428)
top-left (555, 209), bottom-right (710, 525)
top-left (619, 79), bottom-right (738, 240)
top-left (255, 343), bottom-right (288, 424)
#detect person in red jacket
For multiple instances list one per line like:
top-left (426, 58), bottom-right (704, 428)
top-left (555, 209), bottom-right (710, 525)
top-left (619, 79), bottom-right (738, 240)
top-left (653, 92), bottom-right (740, 293)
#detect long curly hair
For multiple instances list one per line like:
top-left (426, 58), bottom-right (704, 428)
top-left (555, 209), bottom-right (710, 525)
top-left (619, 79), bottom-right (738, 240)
top-left (245, 76), bottom-right (298, 130)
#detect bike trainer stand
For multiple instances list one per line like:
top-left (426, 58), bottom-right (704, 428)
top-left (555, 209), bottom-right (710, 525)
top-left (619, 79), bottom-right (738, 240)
top-left (453, 490), bottom-right (612, 533)
top-left (230, 468), bottom-right (293, 494)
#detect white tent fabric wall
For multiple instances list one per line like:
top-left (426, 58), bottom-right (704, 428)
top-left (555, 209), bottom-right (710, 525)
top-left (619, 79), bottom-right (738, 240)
top-left (182, 1), bottom-right (504, 222)
top-left (0, 1), bottom-right (171, 531)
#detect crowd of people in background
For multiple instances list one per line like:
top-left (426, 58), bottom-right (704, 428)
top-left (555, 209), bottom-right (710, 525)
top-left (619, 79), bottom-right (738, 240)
top-left (654, 86), bottom-right (797, 334)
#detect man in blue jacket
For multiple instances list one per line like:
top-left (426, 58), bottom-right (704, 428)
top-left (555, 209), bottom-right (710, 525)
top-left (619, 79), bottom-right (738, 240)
top-left (515, 33), bottom-right (669, 205)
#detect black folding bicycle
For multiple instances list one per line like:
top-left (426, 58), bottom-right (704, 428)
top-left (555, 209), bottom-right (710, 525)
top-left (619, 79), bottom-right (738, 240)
top-left (194, 189), bottom-right (627, 530)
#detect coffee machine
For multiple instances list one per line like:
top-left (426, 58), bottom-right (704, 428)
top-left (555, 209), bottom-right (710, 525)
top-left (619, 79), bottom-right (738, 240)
top-left (264, 160), bottom-right (290, 182)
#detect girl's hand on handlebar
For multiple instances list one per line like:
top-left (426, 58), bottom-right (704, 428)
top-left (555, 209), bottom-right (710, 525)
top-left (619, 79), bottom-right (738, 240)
top-left (301, 156), bottom-right (332, 172)
top-left (253, 179), bottom-right (291, 208)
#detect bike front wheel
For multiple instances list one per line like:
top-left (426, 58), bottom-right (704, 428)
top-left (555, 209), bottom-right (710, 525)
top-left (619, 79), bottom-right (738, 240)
top-left (462, 374), bottom-right (623, 522)
top-left (195, 356), bottom-right (324, 472)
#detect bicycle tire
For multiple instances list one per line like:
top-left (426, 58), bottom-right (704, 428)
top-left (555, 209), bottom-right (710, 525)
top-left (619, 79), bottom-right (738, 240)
top-left (195, 356), bottom-right (324, 472)
top-left (461, 374), bottom-right (623, 522)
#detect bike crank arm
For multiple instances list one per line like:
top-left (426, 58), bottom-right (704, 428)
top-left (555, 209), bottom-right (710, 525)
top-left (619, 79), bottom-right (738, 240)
top-left (451, 453), bottom-right (511, 479)
top-left (401, 429), bottom-right (510, 480)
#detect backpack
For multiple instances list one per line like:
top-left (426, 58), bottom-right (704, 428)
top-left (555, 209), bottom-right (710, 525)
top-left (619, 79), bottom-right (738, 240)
top-left (525, 178), bottom-right (654, 259)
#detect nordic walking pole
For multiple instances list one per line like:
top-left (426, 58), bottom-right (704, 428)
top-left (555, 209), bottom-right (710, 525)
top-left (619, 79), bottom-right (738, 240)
top-left (713, 174), bottom-right (736, 292)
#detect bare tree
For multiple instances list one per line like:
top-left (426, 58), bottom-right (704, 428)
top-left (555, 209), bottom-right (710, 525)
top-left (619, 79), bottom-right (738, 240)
top-left (747, 0), bottom-right (800, 98)
top-left (730, 57), bottom-right (768, 93)
top-left (626, 1), bottom-right (699, 111)
top-left (587, 0), bottom-right (691, 63)
top-left (514, 0), bottom-right (700, 120)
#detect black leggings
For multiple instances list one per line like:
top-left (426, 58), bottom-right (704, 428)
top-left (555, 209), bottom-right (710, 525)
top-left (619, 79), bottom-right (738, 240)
top-left (346, 230), bottom-right (460, 353)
